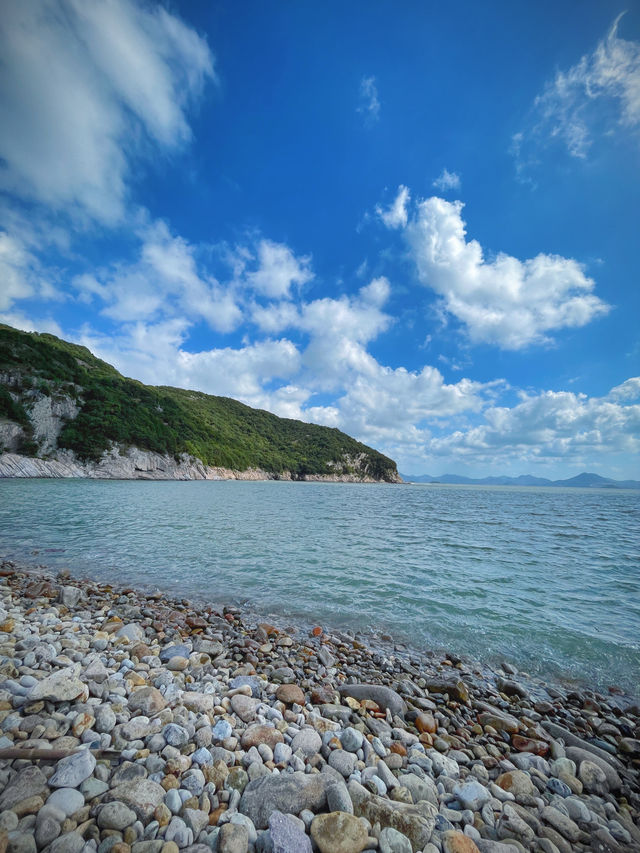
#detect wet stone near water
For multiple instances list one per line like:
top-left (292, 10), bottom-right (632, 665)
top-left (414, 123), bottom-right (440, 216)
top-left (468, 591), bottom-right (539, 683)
top-left (0, 564), bottom-right (638, 853)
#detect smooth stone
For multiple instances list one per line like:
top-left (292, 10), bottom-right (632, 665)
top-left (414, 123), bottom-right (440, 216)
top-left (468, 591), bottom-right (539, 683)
top-left (46, 788), bottom-right (85, 817)
top-left (35, 814), bottom-right (62, 849)
top-left (495, 771), bottom-right (536, 802)
top-left (543, 723), bottom-right (624, 772)
top-left (452, 780), bottom-right (491, 812)
top-left (162, 723), bottom-right (189, 748)
top-left (239, 771), bottom-right (330, 829)
top-left (49, 831), bottom-right (85, 853)
top-left (105, 779), bottom-right (166, 820)
top-left (218, 822), bottom-right (249, 853)
top-left (6, 834), bottom-right (37, 853)
top-left (212, 719), bottom-right (233, 741)
top-left (379, 826), bottom-right (413, 853)
top-left (291, 727), bottom-right (322, 756)
top-left (326, 779), bottom-right (354, 815)
top-left (159, 644), bottom-right (191, 663)
top-left (442, 830), bottom-right (483, 853)
top-left (348, 781), bottom-right (437, 851)
top-left (540, 806), bottom-right (581, 842)
top-left (273, 743), bottom-right (292, 764)
top-left (181, 692), bottom-right (214, 714)
top-left (241, 724), bottom-right (284, 751)
top-left (565, 746), bottom-right (621, 791)
top-left (95, 705), bottom-right (117, 733)
top-left (398, 774), bottom-right (438, 807)
top-left (98, 802), bottom-right (138, 830)
top-left (116, 623), bottom-right (145, 642)
top-left (311, 811), bottom-right (369, 853)
top-left (340, 727), bottom-right (364, 753)
top-left (28, 667), bottom-right (86, 702)
top-left (578, 759), bottom-right (609, 795)
top-left (275, 684), bottom-right (305, 706)
top-left (0, 767), bottom-right (48, 810)
top-left (49, 749), bottom-right (96, 788)
top-left (339, 684), bottom-right (406, 717)
top-left (128, 687), bottom-right (167, 716)
top-left (269, 810), bottom-right (312, 853)
top-left (228, 675), bottom-right (262, 697)
top-left (231, 694), bottom-right (260, 722)
top-left (328, 749), bottom-right (357, 777)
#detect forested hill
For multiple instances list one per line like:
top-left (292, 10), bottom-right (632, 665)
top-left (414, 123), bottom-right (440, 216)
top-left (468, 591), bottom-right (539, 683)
top-left (0, 324), bottom-right (399, 482)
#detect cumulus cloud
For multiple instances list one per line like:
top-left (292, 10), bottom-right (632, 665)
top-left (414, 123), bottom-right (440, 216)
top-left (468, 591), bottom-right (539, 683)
top-left (0, 0), bottom-right (215, 223)
top-left (516, 14), bottom-right (640, 163)
top-left (74, 221), bottom-right (242, 333)
top-left (358, 76), bottom-right (381, 123)
top-left (402, 195), bottom-right (610, 349)
top-left (246, 240), bottom-right (313, 299)
top-left (428, 384), bottom-right (640, 467)
top-left (432, 168), bottom-right (461, 191)
top-left (376, 186), bottom-right (410, 229)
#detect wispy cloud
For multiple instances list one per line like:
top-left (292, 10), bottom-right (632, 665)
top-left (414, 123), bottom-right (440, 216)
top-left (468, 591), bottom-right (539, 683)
top-left (432, 168), bottom-right (461, 192)
top-left (0, 0), bottom-right (215, 224)
top-left (376, 186), bottom-right (410, 229)
top-left (358, 76), bottom-right (381, 124)
top-left (515, 13), bottom-right (640, 169)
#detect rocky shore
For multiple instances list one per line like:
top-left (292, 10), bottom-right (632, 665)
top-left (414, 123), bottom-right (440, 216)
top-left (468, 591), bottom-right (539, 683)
top-left (0, 564), bottom-right (638, 853)
top-left (0, 452), bottom-right (398, 483)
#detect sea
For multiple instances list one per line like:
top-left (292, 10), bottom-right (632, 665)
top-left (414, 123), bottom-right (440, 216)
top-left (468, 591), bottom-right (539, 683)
top-left (2, 478), bottom-right (639, 696)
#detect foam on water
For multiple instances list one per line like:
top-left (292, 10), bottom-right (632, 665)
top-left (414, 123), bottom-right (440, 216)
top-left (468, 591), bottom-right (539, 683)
top-left (3, 478), bottom-right (639, 694)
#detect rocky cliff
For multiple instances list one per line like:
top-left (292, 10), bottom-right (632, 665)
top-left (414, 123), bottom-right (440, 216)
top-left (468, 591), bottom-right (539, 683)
top-left (0, 447), bottom-right (390, 482)
top-left (0, 324), bottom-right (401, 482)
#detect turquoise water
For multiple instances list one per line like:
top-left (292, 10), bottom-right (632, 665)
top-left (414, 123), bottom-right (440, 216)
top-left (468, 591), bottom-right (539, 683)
top-left (2, 479), bottom-right (639, 694)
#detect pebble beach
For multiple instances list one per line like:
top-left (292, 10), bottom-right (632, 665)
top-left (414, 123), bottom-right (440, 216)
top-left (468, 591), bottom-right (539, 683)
top-left (0, 562), bottom-right (638, 853)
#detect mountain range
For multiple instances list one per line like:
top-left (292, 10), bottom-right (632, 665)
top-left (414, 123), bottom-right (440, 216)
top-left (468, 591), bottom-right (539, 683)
top-left (400, 472), bottom-right (640, 489)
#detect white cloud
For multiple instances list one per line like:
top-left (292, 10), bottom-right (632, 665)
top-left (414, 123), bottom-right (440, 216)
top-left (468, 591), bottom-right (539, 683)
top-left (376, 186), bottom-right (410, 229)
top-left (403, 195), bottom-right (610, 349)
top-left (432, 168), bottom-right (461, 191)
top-left (246, 240), bottom-right (313, 299)
top-left (428, 384), bottom-right (640, 467)
top-left (0, 0), bottom-right (215, 223)
top-left (609, 377), bottom-right (640, 401)
top-left (358, 76), bottom-right (381, 123)
top-left (517, 14), bottom-right (640, 162)
top-left (74, 221), bottom-right (242, 333)
top-left (0, 231), bottom-right (62, 310)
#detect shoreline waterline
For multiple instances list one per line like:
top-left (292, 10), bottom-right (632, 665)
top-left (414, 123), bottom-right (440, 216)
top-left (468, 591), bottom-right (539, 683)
top-left (3, 553), bottom-right (637, 708)
top-left (0, 559), bottom-right (639, 852)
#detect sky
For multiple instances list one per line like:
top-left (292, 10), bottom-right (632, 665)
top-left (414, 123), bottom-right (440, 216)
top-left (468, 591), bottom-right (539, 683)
top-left (0, 0), bottom-right (639, 479)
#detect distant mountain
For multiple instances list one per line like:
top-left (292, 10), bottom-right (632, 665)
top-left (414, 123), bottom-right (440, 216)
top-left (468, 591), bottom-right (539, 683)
top-left (400, 472), bottom-right (640, 489)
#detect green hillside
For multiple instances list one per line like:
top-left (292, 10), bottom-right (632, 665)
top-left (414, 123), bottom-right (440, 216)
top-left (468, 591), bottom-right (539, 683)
top-left (0, 324), bottom-right (398, 481)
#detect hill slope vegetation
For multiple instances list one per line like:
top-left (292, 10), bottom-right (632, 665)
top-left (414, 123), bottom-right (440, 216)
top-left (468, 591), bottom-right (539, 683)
top-left (0, 324), bottom-right (398, 481)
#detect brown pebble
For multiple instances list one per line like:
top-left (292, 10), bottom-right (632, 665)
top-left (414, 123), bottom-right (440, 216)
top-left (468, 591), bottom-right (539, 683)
top-left (276, 683), bottom-right (305, 705)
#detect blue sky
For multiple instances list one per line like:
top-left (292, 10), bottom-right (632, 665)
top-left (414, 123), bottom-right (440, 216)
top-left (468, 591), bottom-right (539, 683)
top-left (1, 0), bottom-right (639, 478)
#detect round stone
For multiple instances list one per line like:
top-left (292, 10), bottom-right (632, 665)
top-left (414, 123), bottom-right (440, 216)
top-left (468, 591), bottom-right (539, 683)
top-left (311, 811), bottom-right (369, 853)
top-left (276, 684), bottom-right (305, 705)
top-left (98, 801), bottom-right (137, 830)
top-left (340, 727), bottom-right (364, 753)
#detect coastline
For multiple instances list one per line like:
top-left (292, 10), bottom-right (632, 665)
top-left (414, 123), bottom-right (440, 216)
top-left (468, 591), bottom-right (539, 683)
top-left (0, 560), bottom-right (638, 852)
top-left (0, 451), bottom-right (400, 483)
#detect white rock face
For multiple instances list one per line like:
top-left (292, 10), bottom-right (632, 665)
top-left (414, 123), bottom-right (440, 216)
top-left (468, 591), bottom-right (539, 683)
top-left (28, 394), bottom-right (79, 454)
top-left (0, 447), bottom-right (387, 482)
